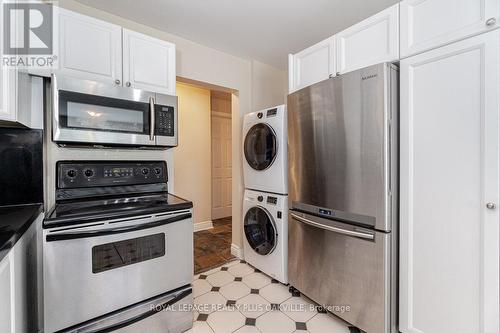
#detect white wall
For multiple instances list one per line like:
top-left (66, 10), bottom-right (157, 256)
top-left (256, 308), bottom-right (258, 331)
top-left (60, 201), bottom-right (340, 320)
top-left (54, 0), bottom-right (287, 251)
top-left (174, 83), bottom-right (212, 226)
top-left (251, 60), bottom-right (288, 110)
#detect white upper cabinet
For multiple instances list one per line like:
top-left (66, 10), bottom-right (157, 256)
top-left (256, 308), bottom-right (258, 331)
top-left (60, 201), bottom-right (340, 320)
top-left (399, 30), bottom-right (500, 333)
top-left (122, 29), bottom-right (176, 95)
top-left (58, 8), bottom-right (122, 85)
top-left (0, 1), bottom-right (17, 124)
top-left (288, 36), bottom-right (335, 93)
top-left (336, 4), bottom-right (399, 74)
top-left (400, 0), bottom-right (500, 58)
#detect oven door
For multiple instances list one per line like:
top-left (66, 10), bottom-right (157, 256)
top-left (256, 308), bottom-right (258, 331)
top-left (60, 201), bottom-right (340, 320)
top-left (52, 75), bottom-right (156, 147)
top-left (43, 210), bottom-right (193, 333)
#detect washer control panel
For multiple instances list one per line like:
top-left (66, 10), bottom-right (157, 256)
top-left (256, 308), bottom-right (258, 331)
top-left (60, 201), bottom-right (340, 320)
top-left (58, 161), bottom-right (167, 189)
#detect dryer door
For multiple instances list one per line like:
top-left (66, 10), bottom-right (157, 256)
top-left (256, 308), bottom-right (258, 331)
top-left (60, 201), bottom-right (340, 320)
top-left (244, 206), bottom-right (277, 255)
top-left (244, 124), bottom-right (277, 170)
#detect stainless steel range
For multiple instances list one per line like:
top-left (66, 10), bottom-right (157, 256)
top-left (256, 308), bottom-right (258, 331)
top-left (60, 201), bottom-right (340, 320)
top-left (43, 161), bottom-right (193, 333)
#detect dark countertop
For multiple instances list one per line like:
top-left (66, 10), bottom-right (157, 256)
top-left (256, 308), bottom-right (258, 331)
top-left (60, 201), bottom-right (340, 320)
top-left (0, 203), bottom-right (43, 262)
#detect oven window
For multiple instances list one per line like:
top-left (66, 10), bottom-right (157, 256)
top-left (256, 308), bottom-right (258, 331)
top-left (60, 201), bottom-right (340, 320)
top-left (92, 233), bottom-right (165, 273)
top-left (59, 90), bottom-right (150, 134)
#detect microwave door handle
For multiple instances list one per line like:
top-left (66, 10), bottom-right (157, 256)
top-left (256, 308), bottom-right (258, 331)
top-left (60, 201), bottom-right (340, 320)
top-left (51, 74), bottom-right (60, 138)
top-left (290, 212), bottom-right (375, 240)
top-left (45, 212), bottom-right (192, 242)
top-left (149, 96), bottom-right (155, 141)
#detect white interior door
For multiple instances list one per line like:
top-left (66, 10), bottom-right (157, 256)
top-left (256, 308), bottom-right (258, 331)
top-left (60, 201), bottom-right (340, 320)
top-left (400, 30), bottom-right (500, 333)
top-left (211, 113), bottom-right (232, 220)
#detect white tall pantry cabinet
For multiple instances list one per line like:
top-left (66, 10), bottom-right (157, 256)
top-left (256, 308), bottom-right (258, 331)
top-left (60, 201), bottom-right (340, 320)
top-left (399, 30), bottom-right (500, 333)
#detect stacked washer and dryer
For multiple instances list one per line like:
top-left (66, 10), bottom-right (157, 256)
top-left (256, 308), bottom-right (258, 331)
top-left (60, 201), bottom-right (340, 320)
top-left (242, 105), bottom-right (288, 283)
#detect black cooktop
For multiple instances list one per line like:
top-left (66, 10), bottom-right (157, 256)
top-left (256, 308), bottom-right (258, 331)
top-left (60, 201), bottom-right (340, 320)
top-left (45, 193), bottom-right (193, 228)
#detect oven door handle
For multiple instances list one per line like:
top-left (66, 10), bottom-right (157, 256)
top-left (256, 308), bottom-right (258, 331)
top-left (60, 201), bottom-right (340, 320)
top-left (46, 212), bottom-right (192, 242)
top-left (290, 212), bottom-right (375, 240)
top-left (69, 286), bottom-right (192, 333)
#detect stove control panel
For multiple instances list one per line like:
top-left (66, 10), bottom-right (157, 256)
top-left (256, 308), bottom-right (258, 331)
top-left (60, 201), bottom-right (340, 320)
top-left (57, 161), bottom-right (167, 189)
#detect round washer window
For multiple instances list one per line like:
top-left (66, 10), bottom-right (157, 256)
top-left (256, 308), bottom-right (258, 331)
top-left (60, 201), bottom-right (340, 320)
top-left (244, 123), bottom-right (277, 171)
top-left (244, 206), bottom-right (277, 255)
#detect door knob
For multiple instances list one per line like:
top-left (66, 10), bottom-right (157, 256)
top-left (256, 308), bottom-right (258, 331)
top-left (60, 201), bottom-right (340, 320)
top-left (126, 82), bottom-right (131, 87)
top-left (115, 79), bottom-right (121, 85)
top-left (486, 17), bottom-right (497, 26)
top-left (486, 202), bottom-right (497, 210)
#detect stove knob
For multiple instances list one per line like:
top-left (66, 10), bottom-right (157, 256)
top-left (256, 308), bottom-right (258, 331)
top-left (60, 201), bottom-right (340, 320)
top-left (154, 167), bottom-right (162, 175)
top-left (142, 168), bottom-right (149, 175)
top-left (67, 169), bottom-right (76, 178)
top-left (84, 169), bottom-right (94, 178)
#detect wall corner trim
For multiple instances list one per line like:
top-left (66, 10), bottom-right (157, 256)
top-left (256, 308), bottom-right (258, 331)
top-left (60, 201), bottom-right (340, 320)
top-left (231, 243), bottom-right (243, 259)
top-left (193, 220), bottom-right (213, 232)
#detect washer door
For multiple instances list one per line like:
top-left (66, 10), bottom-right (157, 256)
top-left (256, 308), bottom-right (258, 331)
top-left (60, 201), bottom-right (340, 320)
top-left (244, 123), bottom-right (277, 171)
top-left (244, 206), bottom-right (277, 255)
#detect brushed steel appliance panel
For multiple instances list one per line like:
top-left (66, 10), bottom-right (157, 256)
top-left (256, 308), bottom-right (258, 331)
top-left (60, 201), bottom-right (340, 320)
top-left (288, 63), bottom-right (398, 232)
top-left (63, 286), bottom-right (193, 333)
top-left (43, 210), bottom-right (193, 333)
top-left (52, 75), bottom-right (178, 148)
top-left (288, 211), bottom-right (391, 333)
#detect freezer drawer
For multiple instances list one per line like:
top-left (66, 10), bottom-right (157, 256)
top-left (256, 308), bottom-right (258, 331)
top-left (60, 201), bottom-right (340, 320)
top-left (288, 210), bottom-right (392, 333)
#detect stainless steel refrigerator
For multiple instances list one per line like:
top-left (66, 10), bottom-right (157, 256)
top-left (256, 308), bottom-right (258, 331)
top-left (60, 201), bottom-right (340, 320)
top-left (287, 63), bottom-right (398, 333)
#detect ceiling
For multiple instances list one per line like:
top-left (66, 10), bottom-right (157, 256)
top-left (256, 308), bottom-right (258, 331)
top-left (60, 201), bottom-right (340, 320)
top-left (75, 0), bottom-right (399, 69)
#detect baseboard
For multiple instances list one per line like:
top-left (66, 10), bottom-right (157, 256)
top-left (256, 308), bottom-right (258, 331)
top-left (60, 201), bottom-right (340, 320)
top-left (193, 220), bottom-right (213, 232)
top-left (231, 243), bottom-right (243, 259)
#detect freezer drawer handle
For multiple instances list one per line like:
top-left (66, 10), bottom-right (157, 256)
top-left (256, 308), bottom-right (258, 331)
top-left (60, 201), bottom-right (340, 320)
top-left (46, 213), bottom-right (192, 242)
top-left (290, 212), bottom-right (375, 240)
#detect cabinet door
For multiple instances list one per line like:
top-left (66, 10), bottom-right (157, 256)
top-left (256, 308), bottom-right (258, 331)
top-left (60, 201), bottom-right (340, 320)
top-left (400, 0), bottom-right (500, 58)
top-left (288, 37), bottom-right (335, 93)
top-left (58, 8), bottom-right (122, 85)
top-left (0, 254), bottom-right (13, 333)
top-left (0, 1), bottom-right (17, 123)
top-left (336, 3), bottom-right (399, 74)
top-left (400, 31), bottom-right (500, 333)
top-left (122, 29), bottom-right (176, 95)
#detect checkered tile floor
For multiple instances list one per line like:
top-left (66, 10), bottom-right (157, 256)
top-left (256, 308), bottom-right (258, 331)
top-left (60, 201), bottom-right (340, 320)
top-left (187, 260), bottom-right (350, 333)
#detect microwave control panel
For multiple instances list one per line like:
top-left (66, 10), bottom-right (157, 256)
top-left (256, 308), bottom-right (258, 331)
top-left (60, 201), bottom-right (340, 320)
top-left (57, 161), bottom-right (167, 189)
top-left (155, 105), bottom-right (175, 137)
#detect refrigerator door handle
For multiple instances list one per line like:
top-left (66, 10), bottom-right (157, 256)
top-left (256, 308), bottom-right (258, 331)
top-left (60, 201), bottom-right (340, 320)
top-left (290, 212), bottom-right (375, 240)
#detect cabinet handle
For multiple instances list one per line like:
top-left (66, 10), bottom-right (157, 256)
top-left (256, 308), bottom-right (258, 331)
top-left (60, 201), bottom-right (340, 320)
top-left (486, 17), bottom-right (497, 26)
top-left (126, 82), bottom-right (131, 87)
top-left (486, 202), bottom-right (497, 210)
top-left (336, 72), bottom-right (340, 76)
top-left (114, 79), bottom-right (121, 85)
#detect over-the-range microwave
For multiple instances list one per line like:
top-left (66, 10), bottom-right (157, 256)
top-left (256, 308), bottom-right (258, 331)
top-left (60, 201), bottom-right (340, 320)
top-left (52, 75), bottom-right (178, 148)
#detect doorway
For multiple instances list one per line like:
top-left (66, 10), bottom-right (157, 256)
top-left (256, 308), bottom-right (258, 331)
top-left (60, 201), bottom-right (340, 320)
top-left (174, 80), bottom-right (235, 274)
